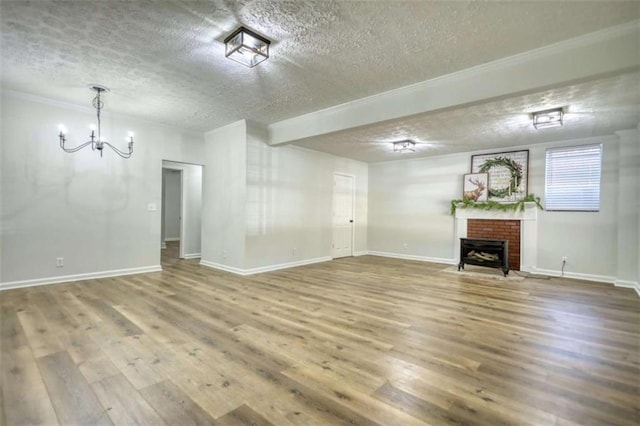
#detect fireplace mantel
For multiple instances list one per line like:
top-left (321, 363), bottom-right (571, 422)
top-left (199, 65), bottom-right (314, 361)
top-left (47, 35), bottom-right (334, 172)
top-left (454, 202), bottom-right (538, 272)
top-left (454, 202), bottom-right (538, 221)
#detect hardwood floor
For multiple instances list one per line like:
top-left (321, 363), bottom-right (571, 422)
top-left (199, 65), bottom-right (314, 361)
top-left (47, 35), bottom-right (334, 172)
top-left (1, 244), bottom-right (639, 425)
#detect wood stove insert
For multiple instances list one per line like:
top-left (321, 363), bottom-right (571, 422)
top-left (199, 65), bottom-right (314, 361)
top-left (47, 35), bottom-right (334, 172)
top-left (458, 238), bottom-right (509, 276)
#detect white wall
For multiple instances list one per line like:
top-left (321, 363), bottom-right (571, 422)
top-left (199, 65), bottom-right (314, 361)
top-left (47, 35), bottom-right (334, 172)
top-left (163, 169), bottom-right (181, 241)
top-left (201, 121), bottom-right (247, 270)
top-left (162, 161), bottom-right (203, 258)
top-left (368, 133), bottom-right (639, 285)
top-left (201, 120), bottom-right (367, 274)
top-left (244, 122), bottom-right (368, 270)
top-left (532, 136), bottom-right (619, 279)
top-left (0, 93), bottom-right (204, 286)
top-left (614, 128), bottom-right (640, 289)
top-left (368, 154), bottom-right (463, 262)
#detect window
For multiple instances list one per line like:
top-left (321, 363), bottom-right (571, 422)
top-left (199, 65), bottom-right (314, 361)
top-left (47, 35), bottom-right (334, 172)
top-left (545, 144), bottom-right (602, 211)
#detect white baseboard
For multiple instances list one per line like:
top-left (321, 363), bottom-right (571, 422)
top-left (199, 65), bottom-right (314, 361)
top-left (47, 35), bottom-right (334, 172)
top-left (353, 251), bottom-right (368, 257)
top-left (164, 238), bottom-right (180, 242)
top-left (527, 268), bottom-right (639, 296)
top-left (0, 265), bottom-right (163, 291)
top-left (183, 253), bottom-right (201, 260)
top-left (246, 257), bottom-right (332, 274)
top-left (366, 250), bottom-right (457, 265)
top-left (200, 256), bottom-right (332, 276)
top-left (615, 279), bottom-right (638, 288)
top-left (615, 279), bottom-right (640, 296)
top-left (199, 260), bottom-right (246, 275)
top-left (359, 255), bottom-right (639, 296)
top-left (532, 267), bottom-right (616, 284)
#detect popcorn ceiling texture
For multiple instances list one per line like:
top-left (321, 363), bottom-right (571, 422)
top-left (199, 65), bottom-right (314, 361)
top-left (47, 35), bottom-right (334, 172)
top-left (294, 73), bottom-right (640, 162)
top-left (1, 1), bottom-right (639, 160)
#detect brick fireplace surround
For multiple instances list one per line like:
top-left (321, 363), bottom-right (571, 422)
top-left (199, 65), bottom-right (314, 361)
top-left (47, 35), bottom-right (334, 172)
top-left (467, 220), bottom-right (521, 271)
top-left (454, 203), bottom-right (538, 273)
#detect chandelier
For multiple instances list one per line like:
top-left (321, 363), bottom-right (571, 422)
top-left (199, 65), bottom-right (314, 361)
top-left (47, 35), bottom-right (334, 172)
top-left (58, 85), bottom-right (134, 158)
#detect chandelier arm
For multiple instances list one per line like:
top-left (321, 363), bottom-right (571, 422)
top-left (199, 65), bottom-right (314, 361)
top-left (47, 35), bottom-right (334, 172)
top-left (102, 142), bottom-right (134, 159)
top-left (60, 139), bottom-right (95, 153)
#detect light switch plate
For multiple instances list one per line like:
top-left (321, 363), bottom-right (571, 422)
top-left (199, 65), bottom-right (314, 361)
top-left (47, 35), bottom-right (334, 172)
top-left (147, 203), bottom-right (157, 211)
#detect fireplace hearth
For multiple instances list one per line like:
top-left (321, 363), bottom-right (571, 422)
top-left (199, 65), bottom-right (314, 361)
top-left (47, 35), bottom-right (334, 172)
top-left (458, 238), bottom-right (509, 276)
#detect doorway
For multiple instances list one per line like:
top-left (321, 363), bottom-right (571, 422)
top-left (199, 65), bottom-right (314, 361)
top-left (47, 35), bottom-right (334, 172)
top-left (161, 161), bottom-right (203, 265)
top-left (332, 173), bottom-right (355, 258)
top-left (162, 168), bottom-right (182, 263)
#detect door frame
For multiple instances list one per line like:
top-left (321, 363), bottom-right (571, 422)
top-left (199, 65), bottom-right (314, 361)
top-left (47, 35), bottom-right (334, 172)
top-left (332, 172), bottom-right (356, 258)
top-left (161, 166), bottom-right (185, 258)
top-left (161, 160), bottom-right (205, 262)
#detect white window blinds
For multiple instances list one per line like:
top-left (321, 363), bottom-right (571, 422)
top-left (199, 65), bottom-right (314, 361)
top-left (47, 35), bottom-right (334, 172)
top-left (545, 144), bottom-right (602, 211)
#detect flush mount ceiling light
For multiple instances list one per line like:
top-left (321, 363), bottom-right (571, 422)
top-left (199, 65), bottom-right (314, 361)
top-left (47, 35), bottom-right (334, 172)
top-left (393, 140), bottom-right (416, 152)
top-left (532, 107), bottom-right (564, 129)
top-left (58, 85), bottom-right (134, 158)
top-left (224, 26), bottom-right (271, 68)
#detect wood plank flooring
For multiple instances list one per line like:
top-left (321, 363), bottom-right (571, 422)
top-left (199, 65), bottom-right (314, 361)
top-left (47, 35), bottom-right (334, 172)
top-left (1, 242), bottom-right (638, 425)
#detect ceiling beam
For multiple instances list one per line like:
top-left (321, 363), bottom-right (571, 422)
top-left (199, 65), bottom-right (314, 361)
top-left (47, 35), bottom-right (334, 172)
top-left (268, 21), bottom-right (640, 146)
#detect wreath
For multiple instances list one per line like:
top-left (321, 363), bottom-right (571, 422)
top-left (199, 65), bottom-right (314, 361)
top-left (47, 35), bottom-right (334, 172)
top-left (478, 156), bottom-right (523, 198)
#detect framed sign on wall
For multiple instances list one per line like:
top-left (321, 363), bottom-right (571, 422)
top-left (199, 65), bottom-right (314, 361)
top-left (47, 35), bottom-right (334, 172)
top-left (471, 150), bottom-right (528, 202)
top-left (462, 173), bottom-right (489, 202)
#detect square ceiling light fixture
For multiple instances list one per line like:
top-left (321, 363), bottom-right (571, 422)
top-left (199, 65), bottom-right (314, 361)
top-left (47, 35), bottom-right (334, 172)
top-left (393, 140), bottom-right (416, 152)
top-left (224, 26), bottom-right (271, 68)
top-left (532, 107), bottom-right (564, 129)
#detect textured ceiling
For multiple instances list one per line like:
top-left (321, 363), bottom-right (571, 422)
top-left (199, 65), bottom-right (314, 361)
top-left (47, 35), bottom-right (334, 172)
top-left (293, 72), bottom-right (640, 162)
top-left (1, 1), bottom-right (639, 162)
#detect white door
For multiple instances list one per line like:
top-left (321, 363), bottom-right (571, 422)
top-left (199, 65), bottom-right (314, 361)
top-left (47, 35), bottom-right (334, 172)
top-left (332, 173), bottom-right (354, 258)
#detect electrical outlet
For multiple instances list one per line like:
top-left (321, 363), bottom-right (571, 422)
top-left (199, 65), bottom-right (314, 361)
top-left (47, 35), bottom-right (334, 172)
top-left (292, 247), bottom-right (297, 256)
top-left (222, 250), bottom-right (228, 259)
top-left (56, 257), bottom-right (64, 267)
top-left (562, 256), bottom-right (568, 262)
top-left (403, 243), bottom-right (409, 250)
